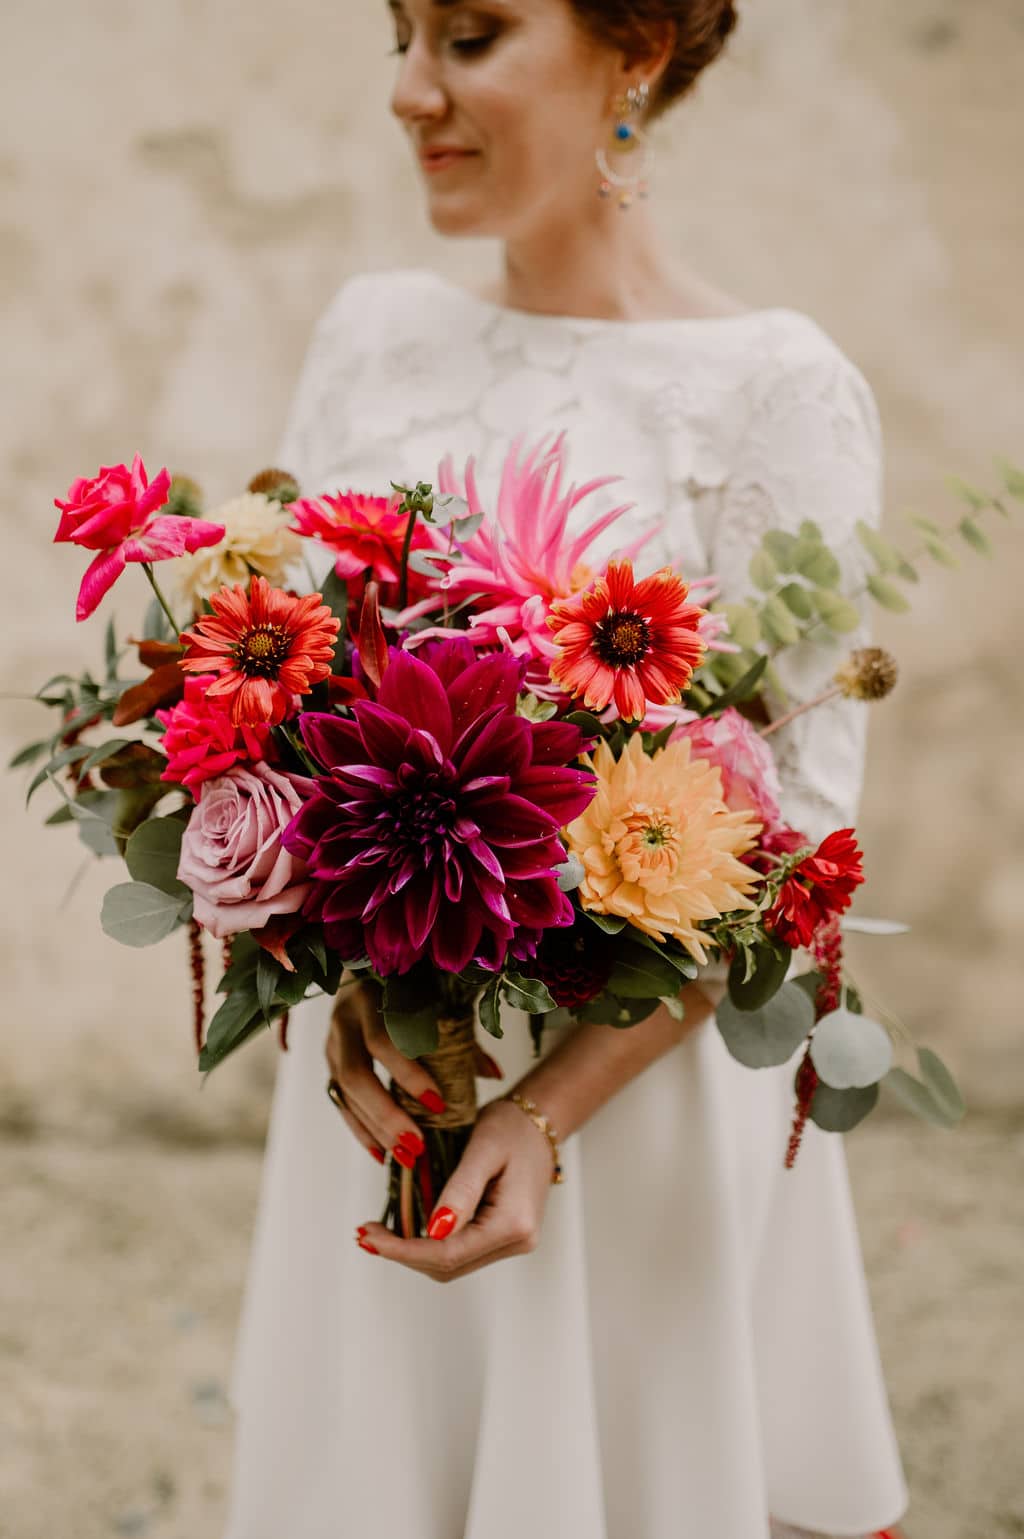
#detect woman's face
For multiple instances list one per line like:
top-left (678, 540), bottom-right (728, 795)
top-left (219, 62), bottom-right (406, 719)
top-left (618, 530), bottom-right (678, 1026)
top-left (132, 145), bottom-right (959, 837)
top-left (387, 0), bottom-right (622, 238)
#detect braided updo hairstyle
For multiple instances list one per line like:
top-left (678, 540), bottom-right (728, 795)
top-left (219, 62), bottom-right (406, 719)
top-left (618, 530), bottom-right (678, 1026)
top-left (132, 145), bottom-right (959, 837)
top-left (568, 0), bottom-right (739, 118)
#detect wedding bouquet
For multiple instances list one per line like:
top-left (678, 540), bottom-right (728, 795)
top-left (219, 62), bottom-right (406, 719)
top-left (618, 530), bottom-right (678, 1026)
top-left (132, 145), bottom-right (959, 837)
top-left (18, 436), bottom-right (1013, 1233)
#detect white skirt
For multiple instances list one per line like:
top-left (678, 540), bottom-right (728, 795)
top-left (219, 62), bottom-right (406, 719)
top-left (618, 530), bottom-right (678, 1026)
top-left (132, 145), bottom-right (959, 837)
top-left (223, 994), bottom-right (907, 1539)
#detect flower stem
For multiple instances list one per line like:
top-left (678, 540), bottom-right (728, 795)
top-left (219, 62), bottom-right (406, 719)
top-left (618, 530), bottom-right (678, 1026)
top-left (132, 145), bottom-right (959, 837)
top-left (396, 502), bottom-right (419, 612)
top-left (759, 683), bottom-right (842, 739)
top-left (142, 563), bottom-right (181, 637)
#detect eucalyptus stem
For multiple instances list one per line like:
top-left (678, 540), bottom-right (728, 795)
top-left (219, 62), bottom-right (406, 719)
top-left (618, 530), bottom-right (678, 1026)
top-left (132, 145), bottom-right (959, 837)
top-left (142, 563), bottom-right (181, 637)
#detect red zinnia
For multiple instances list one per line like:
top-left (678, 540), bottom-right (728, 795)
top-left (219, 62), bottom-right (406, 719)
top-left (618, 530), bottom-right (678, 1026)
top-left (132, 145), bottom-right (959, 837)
top-left (179, 576), bottom-right (340, 727)
top-left (765, 827), bottom-right (865, 949)
top-left (546, 560), bottom-right (706, 722)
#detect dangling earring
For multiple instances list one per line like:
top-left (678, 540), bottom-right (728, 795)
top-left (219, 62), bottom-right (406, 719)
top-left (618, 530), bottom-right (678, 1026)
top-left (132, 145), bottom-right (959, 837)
top-left (595, 81), bottom-right (651, 211)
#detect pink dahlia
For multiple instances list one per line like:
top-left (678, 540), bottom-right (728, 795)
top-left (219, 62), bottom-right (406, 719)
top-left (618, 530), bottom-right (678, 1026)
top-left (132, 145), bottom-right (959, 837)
top-left (288, 489), bottom-right (442, 616)
top-left (54, 454), bottom-right (224, 621)
top-left (156, 674), bottom-right (274, 794)
top-left (282, 637), bottom-right (597, 975)
top-left (396, 434), bottom-right (656, 678)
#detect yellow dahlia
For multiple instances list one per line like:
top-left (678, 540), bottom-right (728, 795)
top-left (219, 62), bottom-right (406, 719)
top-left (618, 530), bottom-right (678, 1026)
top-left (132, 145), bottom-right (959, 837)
top-left (170, 492), bottom-right (301, 610)
top-left (564, 733), bottom-right (761, 964)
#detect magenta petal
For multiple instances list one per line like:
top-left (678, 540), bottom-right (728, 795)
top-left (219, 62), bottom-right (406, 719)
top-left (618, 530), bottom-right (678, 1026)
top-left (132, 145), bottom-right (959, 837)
top-left (473, 792), bottom-right (558, 846)
top-left (529, 719), bottom-right (590, 764)
top-left (446, 653), bottom-right (525, 734)
top-left (300, 713), bottom-right (364, 769)
top-left (429, 909), bottom-right (483, 973)
top-left (512, 764), bottom-right (596, 826)
top-left (506, 875), bottom-right (572, 929)
top-left (456, 711), bottom-right (531, 782)
top-left (376, 649), bottom-right (453, 750)
top-left (403, 872), bottom-right (441, 952)
top-left (352, 702), bottom-right (413, 768)
top-left (76, 546), bottom-right (127, 621)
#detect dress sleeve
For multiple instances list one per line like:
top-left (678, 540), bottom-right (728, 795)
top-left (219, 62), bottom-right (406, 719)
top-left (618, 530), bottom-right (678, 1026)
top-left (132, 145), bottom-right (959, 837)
top-left (709, 325), bottom-right (885, 844)
top-left (274, 277), bottom-right (363, 493)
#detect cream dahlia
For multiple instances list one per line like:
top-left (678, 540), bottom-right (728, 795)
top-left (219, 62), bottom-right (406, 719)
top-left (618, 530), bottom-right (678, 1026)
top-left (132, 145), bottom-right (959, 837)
top-left (564, 733), bottom-right (761, 964)
top-left (170, 493), bottom-right (301, 610)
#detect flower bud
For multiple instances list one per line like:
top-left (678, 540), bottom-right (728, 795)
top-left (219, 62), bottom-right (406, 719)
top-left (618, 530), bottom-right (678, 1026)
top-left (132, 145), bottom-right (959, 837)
top-left (833, 646), bottom-right (899, 702)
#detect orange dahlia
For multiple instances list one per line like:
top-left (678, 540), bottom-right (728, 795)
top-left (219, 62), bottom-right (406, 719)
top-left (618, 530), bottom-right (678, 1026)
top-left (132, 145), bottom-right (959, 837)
top-left (179, 575), bottom-right (340, 727)
top-left (546, 560), bottom-right (706, 722)
top-left (563, 733), bottom-right (761, 964)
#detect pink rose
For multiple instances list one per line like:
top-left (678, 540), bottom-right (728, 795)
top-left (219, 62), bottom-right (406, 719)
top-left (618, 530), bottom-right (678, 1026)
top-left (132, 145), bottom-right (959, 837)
top-left (671, 707), bottom-right (783, 832)
top-left (157, 675), bottom-right (274, 795)
top-left (178, 763), bottom-right (312, 938)
top-left (53, 453), bottom-right (224, 621)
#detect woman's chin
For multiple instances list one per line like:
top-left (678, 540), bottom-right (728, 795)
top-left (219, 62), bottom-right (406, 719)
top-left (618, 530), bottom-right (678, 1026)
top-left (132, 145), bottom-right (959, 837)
top-left (424, 196), bottom-right (495, 238)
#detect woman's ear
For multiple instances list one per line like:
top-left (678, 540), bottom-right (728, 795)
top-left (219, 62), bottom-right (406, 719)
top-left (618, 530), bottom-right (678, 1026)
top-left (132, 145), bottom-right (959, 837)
top-left (615, 18), bottom-right (677, 102)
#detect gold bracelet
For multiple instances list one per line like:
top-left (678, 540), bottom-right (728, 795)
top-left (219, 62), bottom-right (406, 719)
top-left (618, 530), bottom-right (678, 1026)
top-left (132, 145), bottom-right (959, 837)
top-left (506, 1092), bottom-right (564, 1184)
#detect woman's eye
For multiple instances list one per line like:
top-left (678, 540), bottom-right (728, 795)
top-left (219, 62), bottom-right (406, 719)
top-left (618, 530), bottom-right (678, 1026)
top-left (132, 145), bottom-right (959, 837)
top-left (450, 35), bottom-right (496, 54)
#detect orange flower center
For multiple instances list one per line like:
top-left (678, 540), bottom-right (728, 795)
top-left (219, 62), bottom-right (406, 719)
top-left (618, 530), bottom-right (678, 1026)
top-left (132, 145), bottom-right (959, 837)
top-left (594, 611), bottom-right (651, 668)
top-left (236, 624), bottom-right (292, 677)
top-left (613, 808), bottom-right (682, 887)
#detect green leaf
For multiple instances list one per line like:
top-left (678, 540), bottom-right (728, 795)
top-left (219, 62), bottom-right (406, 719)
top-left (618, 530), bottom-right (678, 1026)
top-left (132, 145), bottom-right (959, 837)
top-left (715, 982), bottom-right (814, 1068)
top-left (479, 976), bottom-right (503, 1039)
top-left (304, 931), bottom-right (329, 976)
top-left (895, 557), bottom-right (920, 583)
top-left (809, 1008), bottom-right (893, 1089)
top-left (142, 595), bottom-right (174, 642)
top-left (78, 815), bottom-right (119, 858)
top-left (855, 520), bottom-right (902, 573)
top-left (923, 536), bottom-right (959, 569)
top-left (917, 1046), bottom-right (966, 1124)
top-left (216, 933), bottom-right (260, 993)
top-left (124, 816), bottom-right (189, 898)
top-left (627, 930), bottom-right (699, 980)
top-left (256, 951), bottom-right (282, 1023)
top-left (907, 512), bottom-right (943, 536)
top-left (101, 881), bottom-right (188, 947)
top-left (866, 574), bottom-right (912, 613)
top-left (104, 617), bottom-right (118, 679)
top-left (759, 596), bottom-right (801, 648)
top-left (810, 1081), bottom-right (879, 1132)
top-left (792, 541), bottom-right (841, 588)
top-left (78, 738), bottom-right (137, 776)
top-left (585, 911), bottom-right (627, 935)
top-left (748, 548), bottom-right (778, 592)
top-left (26, 745), bottom-right (92, 805)
top-left (318, 567), bottom-right (350, 626)
top-left (798, 519), bottom-right (823, 543)
top-left (884, 1066), bottom-right (961, 1128)
top-left (958, 516), bottom-right (992, 556)
top-left (606, 939), bottom-right (682, 999)
top-left (453, 510), bottom-right (485, 541)
top-left (382, 1002), bottom-right (440, 1057)
top-left (947, 475), bottom-right (988, 511)
top-left (564, 710), bottom-right (603, 736)
top-left (701, 655), bottom-right (768, 717)
top-left (575, 991), bottom-right (661, 1027)
top-left (762, 530), bottom-right (798, 569)
top-left (199, 989), bottom-right (266, 1073)
top-left (502, 973), bottom-right (557, 1013)
top-left (8, 739), bottom-right (51, 770)
top-left (995, 457), bottom-right (1024, 501)
top-left (727, 941), bottom-right (792, 1012)
top-left (406, 548), bottom-right (450, 577)
top-left (721, 602), bottom-right (762, 650)
top-left (777, 582), bottom-right (814, 621)
top-left (811, 588), bottom-right (862, 634)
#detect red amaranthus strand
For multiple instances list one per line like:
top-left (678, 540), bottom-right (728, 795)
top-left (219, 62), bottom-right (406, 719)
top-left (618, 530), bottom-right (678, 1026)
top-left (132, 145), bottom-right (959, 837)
top-left (189, 919), bottom-right (205, 1054)
top-left (278, 1010), bottom-right (290, 1053)
top-left (222, 937), bottom-right (233, 972)
top-left (785, 917), bottom-right (845, 1167)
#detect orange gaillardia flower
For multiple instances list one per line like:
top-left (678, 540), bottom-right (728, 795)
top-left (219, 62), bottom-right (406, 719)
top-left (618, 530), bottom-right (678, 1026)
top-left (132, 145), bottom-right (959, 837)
top-left (179, 575), bottom-right (340, 727)
top-left (564, 734), bottom-right (761, 964)
top-left (546, 560), bottom-right (707, 721)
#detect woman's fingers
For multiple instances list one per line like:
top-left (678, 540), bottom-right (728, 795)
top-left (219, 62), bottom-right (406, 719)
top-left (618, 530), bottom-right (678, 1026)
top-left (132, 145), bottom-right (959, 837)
top-left (327, 994), bottom-right (429, 1162)
top-left (326, 1082), bottom-right (387, 1165)
top-left (355, 1219), bottom-right (529, 1281)
top-left (361, 1011), bottom-right (448, 1115)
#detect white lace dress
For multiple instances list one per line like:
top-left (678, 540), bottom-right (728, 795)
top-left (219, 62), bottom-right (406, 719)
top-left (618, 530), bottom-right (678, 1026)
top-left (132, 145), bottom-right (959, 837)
top-left (222, 267), bottom-right (908, 1539)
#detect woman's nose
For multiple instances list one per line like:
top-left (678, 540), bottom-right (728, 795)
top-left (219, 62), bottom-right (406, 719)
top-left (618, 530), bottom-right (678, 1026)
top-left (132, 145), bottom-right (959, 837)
top-left (390, 41), bottom-right (449, 125)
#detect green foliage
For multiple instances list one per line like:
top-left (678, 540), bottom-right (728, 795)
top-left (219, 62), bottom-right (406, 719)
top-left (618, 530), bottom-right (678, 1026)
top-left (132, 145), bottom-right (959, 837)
top-left (758, 595), bottom-right (801, 648)
top-left (479, 976), bottom-right (503, 1039)
top-left (606, 939), bottom-right (681, 999)
top-left (810, 588), bottom-right (861, 633)
top-left (866, 574), bottom-right (912, 613)
top-left (124, 815), bottom-right (189, 898)
top-left (699, 656), bottom-right (768, 718)
top-left (720, 602), bottom-right (762, 650)
top-left (809, 1007), bottom-right (894, 1089)
top-left (100, 881), bottom-right (191, 947)
top-left (855, 520), bottom-right (902, 573)
top-left (958, 516), bottom-right (992, 556)
top-left (382, 967), bottom-right (441, 1057)
top-left (996, 457), bottom-right (1024, 501)
top-left (748, 549), bottom-right (777, 592)
top-left (727, 940), bottom-right (792, 1012)
top-left (884, 1046), bottom-right (966, 1128)
top-left (501, 972), bottom-right (557, 1013)
top-left (810, 1081), bottom-right (879, 1133)
top-left (777, 582), bottom-right (814, 620)
top-left (715, 981), bottom-right (815, 1069)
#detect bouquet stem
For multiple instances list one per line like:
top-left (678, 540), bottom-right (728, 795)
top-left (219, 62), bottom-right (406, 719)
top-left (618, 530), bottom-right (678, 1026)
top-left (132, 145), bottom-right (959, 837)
top-left (384, 985), bottom-right (481, 1237)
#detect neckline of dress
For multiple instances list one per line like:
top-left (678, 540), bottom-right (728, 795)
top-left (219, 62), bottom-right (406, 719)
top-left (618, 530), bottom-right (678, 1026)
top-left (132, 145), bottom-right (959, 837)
top-left (416, 267), bottom-right (793, 332)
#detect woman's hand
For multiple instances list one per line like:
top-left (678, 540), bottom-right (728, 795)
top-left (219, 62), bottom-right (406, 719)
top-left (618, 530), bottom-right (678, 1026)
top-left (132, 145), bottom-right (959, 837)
top-left (354, 1096), bottom-right (555, 1282)
top-left (325, 978), bottom-right (505, 1169)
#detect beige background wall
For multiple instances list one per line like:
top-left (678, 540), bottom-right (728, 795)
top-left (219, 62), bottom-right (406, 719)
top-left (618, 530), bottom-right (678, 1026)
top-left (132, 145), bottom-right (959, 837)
top-left (1, 1), bottom-right (1022, 1535)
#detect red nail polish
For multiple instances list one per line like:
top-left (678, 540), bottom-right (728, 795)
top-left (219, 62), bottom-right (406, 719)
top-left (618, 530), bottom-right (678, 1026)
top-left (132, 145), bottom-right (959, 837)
top-left (355, 1225), bottom-right (368, 1238)
top-left (397, 1130), bottom-right (425, 1157)
top-left (417, 1089), bottom-right (446, 1115)
top-left (369, 1146), bottom-right (386, 1164)
top-left (392, 1143), bottom-right (417, 1170)
top-left (357, 1237), bottom-right (379, 1255)
top-left (427, 1206), bottom-right (456, 1241)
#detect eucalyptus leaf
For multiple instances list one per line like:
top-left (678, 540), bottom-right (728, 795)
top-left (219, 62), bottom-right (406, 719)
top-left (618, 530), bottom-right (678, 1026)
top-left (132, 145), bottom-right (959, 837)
top-left (842, 916), bottom-right (910, 936)
top-left (727, 941), bottom-right (792, 1012)
top-left (453, 511), bottom-right (485, 541)
top-left (996, 457), bottom-right (1024, 501)
top-left (407, 549), bottom-right (450, 576)
top-left (855, 520), bottom-right (902, 573)
top-left (576, 992), bottom-right (660, 1027)
top-left (424, 493), bottom-right (470, 528)
top-left (792, 542), bottom-right (841, 588)
top-left (759, 595), bottom-right (801, 648)
top-left (798, 519), bottom-right (824, 543)
top-left (810, 1008), bottom-right (893, 1089)
top-left (720, 602), bottom-right (762, 650)
top-left (716, 982), bottom-right (814, 1069)
top-left (78, 816), bottom-right (119, 857)
top-left (866, 574), bottom-right (912, 613)
top-left (907, 512), bottom-right (942, 536)
top-left (553, 853), bottom-right (585, 893)
top-left (748, 549), bottom-right (777, 592)
top-left (958, 516), bottom-right (992, 556)
top-left (777, 582), bottom-right (814, 620)
top-left (917, 1046), bottom-right (966, 1123)
top-left (124, 816), bottom-right (189, 898)
top-left (101, 881), bottom-right (187, 948)
top-left (8, 739), bottom-right (50, 770)
top-left (26, 746), bottom-right (92, 805)
top-left (884, 1066), bottom-right (961, 1128)
top-left (78, 738), bottom-right (137, 776)
top-left (810, 1081), bottom-right (879, 1133)
top-left (382, 999), bottom-right (440, 1057)
top-left (923, 536), bottom-right (959, 569)
top-left (947, 475), bottom-right (988, 511)
top-left (606, 940), bottom-right (681, 999)
top-left (762, 530), bottom-right (798, 568)
top-left (811, 588), bottom-right (861, 634)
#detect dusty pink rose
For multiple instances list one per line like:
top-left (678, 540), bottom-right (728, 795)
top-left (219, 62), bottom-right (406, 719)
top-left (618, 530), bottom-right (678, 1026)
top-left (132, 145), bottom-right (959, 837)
top-left (670, 706), bottom-right (783, 832)
top-left (53, 453), bottom-right (224, 621)
top-left (178, 763), bottom-right (312, 938)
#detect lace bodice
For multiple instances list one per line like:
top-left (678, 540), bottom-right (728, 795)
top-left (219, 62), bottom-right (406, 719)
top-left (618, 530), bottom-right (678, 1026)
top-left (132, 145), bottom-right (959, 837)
top-left (277, 266), bottom-right (884, 843)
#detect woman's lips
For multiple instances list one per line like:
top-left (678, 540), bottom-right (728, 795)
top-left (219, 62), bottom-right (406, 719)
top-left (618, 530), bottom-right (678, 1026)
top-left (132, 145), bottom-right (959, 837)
top-left (420, 150), bottom-right (478, 173)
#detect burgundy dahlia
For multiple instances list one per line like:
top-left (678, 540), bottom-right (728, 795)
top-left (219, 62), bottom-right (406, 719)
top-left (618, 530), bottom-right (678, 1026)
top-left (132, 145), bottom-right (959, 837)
top-left (282, 639), bottom-right (597, 975)
top-left (530, 924), bottom-right (612, 1009)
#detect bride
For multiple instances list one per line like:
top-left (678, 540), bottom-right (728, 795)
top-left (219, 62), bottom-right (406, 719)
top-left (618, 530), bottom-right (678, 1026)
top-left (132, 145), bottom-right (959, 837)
top-left (223, 2), bottom-right (907, 1535)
